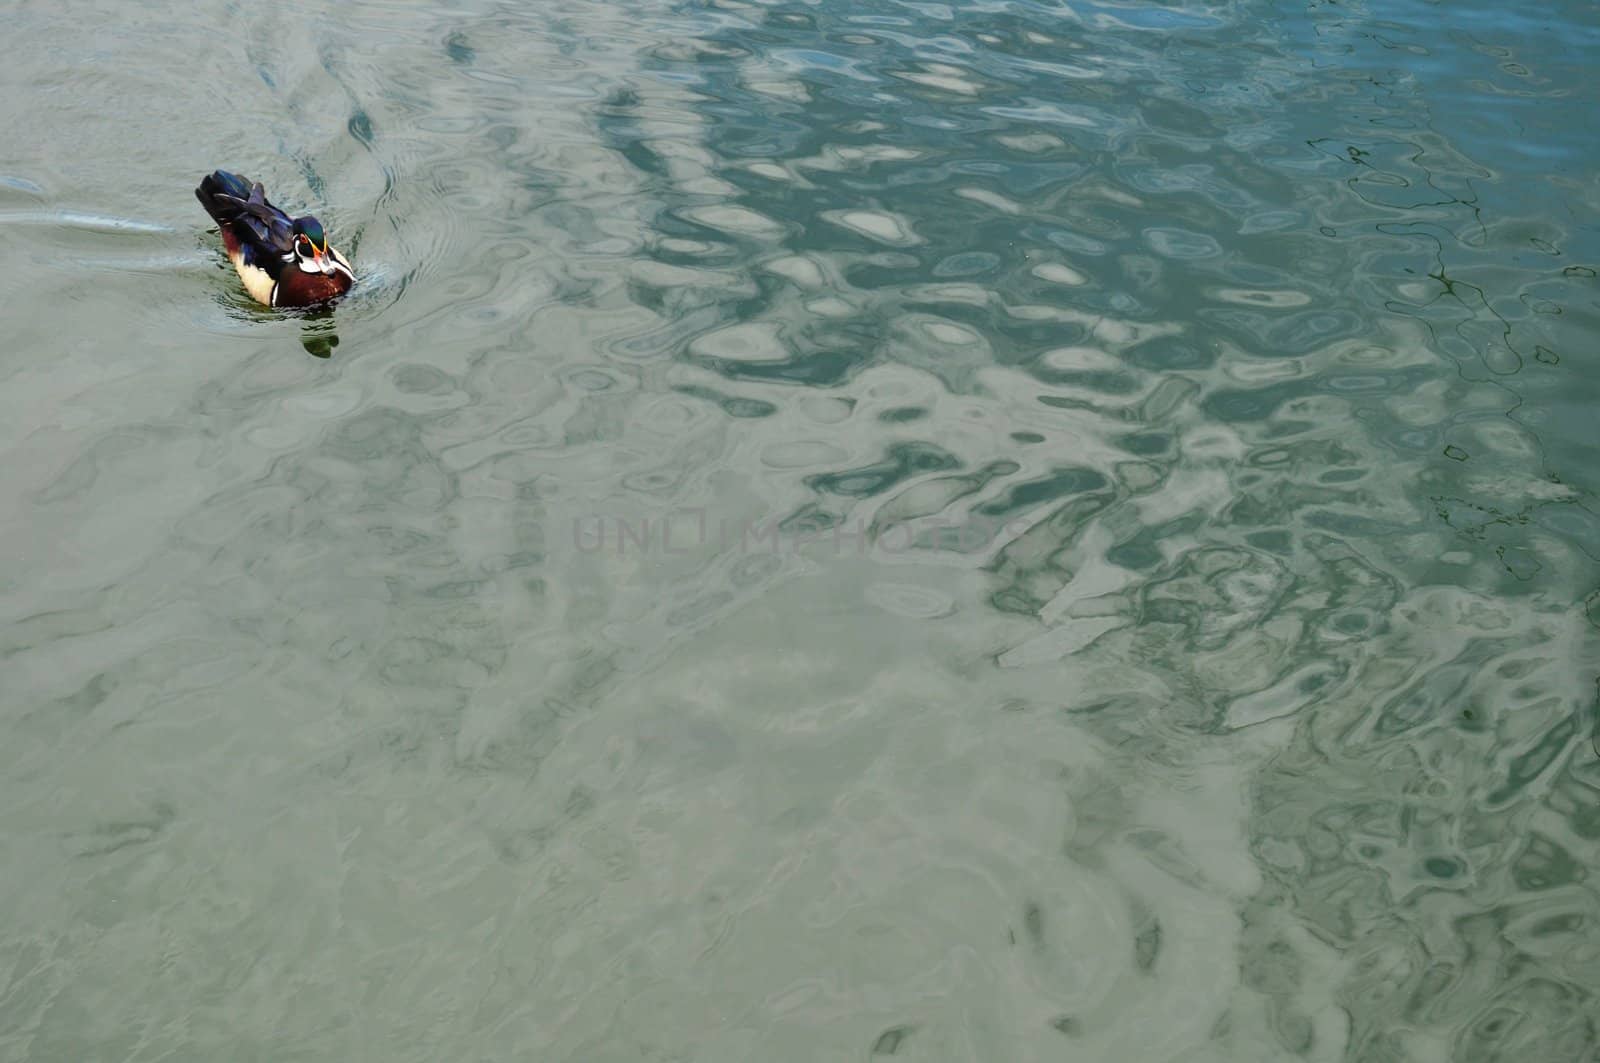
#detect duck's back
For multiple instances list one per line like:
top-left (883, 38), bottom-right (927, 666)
top-left (195, 170), bottom-right (291, 305)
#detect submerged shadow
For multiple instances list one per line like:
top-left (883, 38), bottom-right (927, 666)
top-left (297, 307), bottom-right (341, 358)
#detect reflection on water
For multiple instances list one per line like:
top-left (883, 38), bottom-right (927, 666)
top-left (2, 0), bottom-right (1598, 1058)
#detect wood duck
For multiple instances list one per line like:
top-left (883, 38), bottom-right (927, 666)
top-left (195, 170), bottom-right (354, 308)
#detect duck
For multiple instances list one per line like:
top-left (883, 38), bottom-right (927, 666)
top-left (195, 169), bottom-right (354, 308)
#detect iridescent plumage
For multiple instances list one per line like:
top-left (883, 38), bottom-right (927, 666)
top-left (195, 170), bottom-right (353, 308)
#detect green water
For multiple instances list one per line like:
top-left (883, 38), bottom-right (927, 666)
top-left (3, 0), bottom-right (1598, 1059)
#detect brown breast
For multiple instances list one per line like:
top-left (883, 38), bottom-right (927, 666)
top-left (276, 268), bottom-right (353, 308)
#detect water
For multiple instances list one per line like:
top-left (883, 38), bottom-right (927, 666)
top-left (3, 0), bottom-right (1598, 1058)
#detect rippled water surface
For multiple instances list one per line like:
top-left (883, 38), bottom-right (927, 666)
top-left (4, 0), bottom-right (1599, 1059)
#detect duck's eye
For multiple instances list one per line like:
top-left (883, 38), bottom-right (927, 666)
top-left (296, 236), bottom-right (314, 255)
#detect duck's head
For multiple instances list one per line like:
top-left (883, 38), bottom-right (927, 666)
top-left (290, 216), bottom-right (338, 275)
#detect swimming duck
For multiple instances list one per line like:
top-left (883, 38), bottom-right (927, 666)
top-left (195, 169), bottom-right (353, 308)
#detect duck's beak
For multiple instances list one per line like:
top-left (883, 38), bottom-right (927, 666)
top-left (314, 246), bottom-right (336, 275)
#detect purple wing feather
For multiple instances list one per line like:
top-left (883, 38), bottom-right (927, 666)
top-left (195, 170), bottom-right (295, 264)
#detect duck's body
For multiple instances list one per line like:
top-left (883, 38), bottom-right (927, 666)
top-left (195, 170), bottom-right (353, 308)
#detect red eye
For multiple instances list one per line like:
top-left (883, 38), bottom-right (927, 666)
top-left (297, 236), bottom-right (313, 253)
